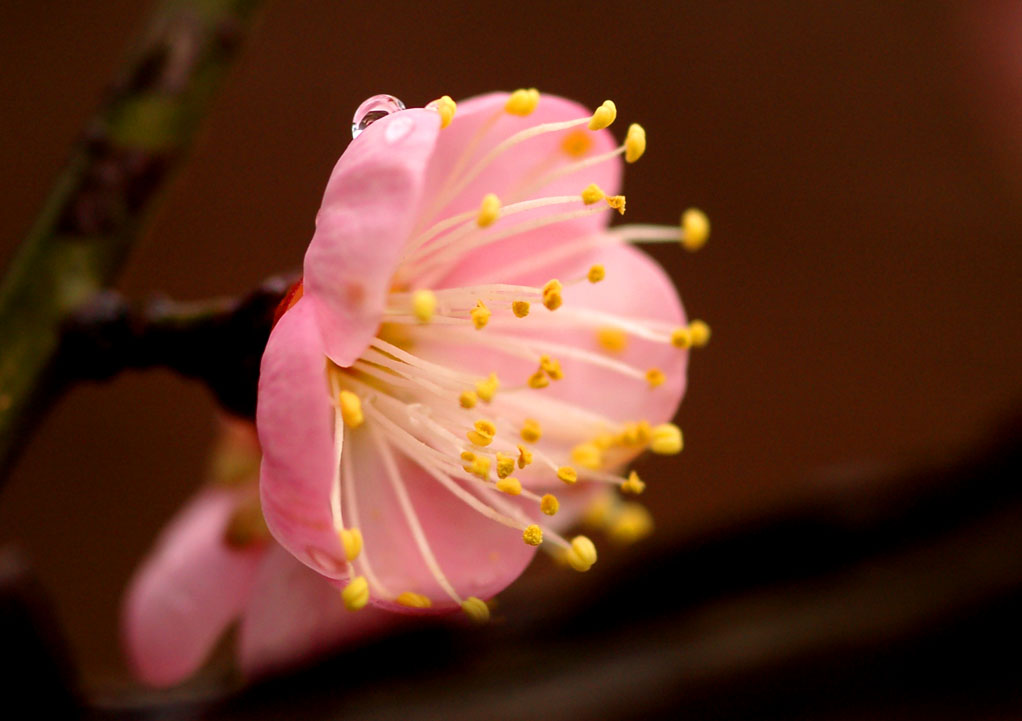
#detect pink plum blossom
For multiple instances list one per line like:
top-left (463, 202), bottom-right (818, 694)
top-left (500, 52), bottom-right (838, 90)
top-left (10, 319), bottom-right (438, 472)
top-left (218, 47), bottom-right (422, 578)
top-left (122, 420), bottom-right (399, 686)
top-left (259, 90), bottom-right (707, 618)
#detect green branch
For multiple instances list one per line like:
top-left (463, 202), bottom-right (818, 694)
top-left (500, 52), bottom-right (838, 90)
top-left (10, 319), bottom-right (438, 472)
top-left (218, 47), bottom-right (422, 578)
top-left (0, 0), bottom-right (266, 477)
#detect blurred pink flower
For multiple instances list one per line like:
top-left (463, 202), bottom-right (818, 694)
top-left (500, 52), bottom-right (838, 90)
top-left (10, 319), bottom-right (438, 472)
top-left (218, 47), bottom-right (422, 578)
top-left (259, 90), bottom-right (703, 617)
top-left (122, 421), bottom-right (397, 687)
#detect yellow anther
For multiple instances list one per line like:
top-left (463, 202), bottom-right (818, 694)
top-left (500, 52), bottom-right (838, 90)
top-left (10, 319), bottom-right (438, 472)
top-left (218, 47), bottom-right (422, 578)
top-left (539, 355), bottom-right (563, 380)
top-left (605, 195), bottom-right (626, 214)
top-left (338, 528), bottom-right (363, 561)
top-left (428, 95), bottom-right (457, 128)
top-left (565, 535), bottom-right (598, 572)
top-left (467, 419), bottom-right (496, 447)
top-left (581, 183), bottom-right (605, 205)
top-left (459, 390), bottom-right (478, 409)
top-left (496, 477), bottom-right (522, 496)
top-left (495, 452), bottom-right (515, 479)
top-left (522, 524), bottom-right (544, 546)
top-left (650, 423), bottom-right (683, 455)
top-left (542, 279), bottom-right (563, 311)
top-left (412, 289), bottom-right (436, 323)
top-left (681, 208), bottom-right (710, 251)
top-left (609, 503), bottom-right (654, 545)
top-left (395, 591), bottom-right (432, 609)
top-left (582, 492), bottom-right (616, 528)
top-left (528, 370), bottom-right (550, 389)
top-left (621, 470), bottom-right (646, 495)
top-left (467, 456), bottom-right (491, 479)
top-left (596, 327), bottom-right (628, 352)
top-left (593, 433), bottom-right (616, 450)
top-left (645, 368), bottom-right (666, 388)
top-left (624, 123), bottom-right (646, 163)
top-left (540, 493), bottom-right (560, 516)
top-left (588, 100), bottom-right (617, 130)
top-left (561, 129), bottom-right (593, 157)
top-left (512, 300), bottom-right (530, 318)
top-left (461, 451), bottom-right (476, 463)
top-left (517, 444), bottom-right (533, 469)
top-left (571, 443), bottom-right (603, 470)
top-left (506, 88), bottom-right (540, 116)
top-left (461, 596), bottom-right (490, 623)
top-left (521, 419), bottom-right (542, 443)
top-left (341, 576), bottom-right (369, 611)
top-left (338, 390), bottom-right (364, 429)
top-left (670, 326), bottom-right (692, 349)
top-left (620, 420), bottom-right (652, 446)
top-left (476, 373), bottom-right (500, 402)
top-left (587, 264), bottom-right (605, 283)
top-left (688, 319), bottom-right (711, 347)
top-left (477, 193), bottom-right (501, 227)
top-left (471, 299), bottom-right (491, 330)
top-left (557, 465), bottom-right (579, 485)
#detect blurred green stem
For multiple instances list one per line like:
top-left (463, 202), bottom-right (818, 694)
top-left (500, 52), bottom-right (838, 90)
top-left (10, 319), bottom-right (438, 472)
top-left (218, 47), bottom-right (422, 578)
top-left (0, 0), bottom-right (266, 478)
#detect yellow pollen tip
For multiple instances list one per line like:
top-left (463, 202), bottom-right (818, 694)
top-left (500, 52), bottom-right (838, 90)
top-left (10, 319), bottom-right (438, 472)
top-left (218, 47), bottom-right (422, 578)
top-left (587, 264), bottom-right (606, 283)
top-left (411, 289), bottom-right (436, 323)
top-left (523, 524), bottom-right (544, 546)
top-left (582, 492), bottom-right (616, 528)
top-left (496, 477), bottom-right (522, 496)
top-left (542, 279), bottom-right (563, 311)
top-left (467, 419), bottom-right (497, 447)
top-left (681, 208), bottom-right (710, 251)
top-left (471, 299), bottom-right (491, 330)
top-left (476, 373), bottom-right (500, 402)
top-left (605, 195), bottom-right (626, 215)
top-left (625, 123), bottom-right (646, 163)
top-left (506, 88), bottom-right (540, 116)
top-left (540, 493), bottom-right (560, 516)
top-left (588, 100), bottom-right (617, 130)
top-left (517, 444), bottom-right (533, 468)
top-left (621, 470), bottom-right (646, 495)
top-left (561, 129), bottom-right (593, 157)
top-left (688, 319), bottom-right (711, 347)
top-left (395, 591), bottom-right (432, 609)
top-left (459, 390), bottom-right (478, 409)
top-left (341, 576), bottom-right (369, 611)
top-left (571, 443), bottom-right (603, 470)
top-left (477, 193), bottom-right (501, 227)
top-left (581, 183), bottom-right (606, 205)
top-left (670, 326), bottom-right (692, 349)
top-left (645, 368), bottom-right (666, 388)
top-left (521, 419), bottom-right (542, 443)
top-left (338, 527), bottom-right (363, 561)
top-left (609, 503), bottom-right (654, 545)
top-left (427, 95), bottom-right (457, 128)
top-left (596, 327), bottom-right (628, 352)
top-left (650, 423), bottom-right (683, 455)
top-left (463, 454), bottom-right (491, 479)
top-left (495, 452), bottom-right (515, 479)
top-left (566, 535), bottom-right (598, 572)
top-left (528, 370), bottom-right (550, 389)
top-left (461, 596), bottom-right (490, 623)
top-left (539, 355), bottom-right (564, 380)
top-left (512, 300), bottom-right (530, 317)
top-left (338, 390), bottom-right (364, 429)
top-left (557, 466), bottom-right (579, 485)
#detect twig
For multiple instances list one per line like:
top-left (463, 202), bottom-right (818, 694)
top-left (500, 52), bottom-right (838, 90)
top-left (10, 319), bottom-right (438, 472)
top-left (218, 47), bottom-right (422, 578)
top-left (0, 0), bottom-right (266, 478)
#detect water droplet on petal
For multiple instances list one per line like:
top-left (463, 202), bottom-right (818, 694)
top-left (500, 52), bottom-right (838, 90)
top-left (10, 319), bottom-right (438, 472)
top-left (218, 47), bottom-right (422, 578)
top-left (351, 94), bottom-right (406, 139)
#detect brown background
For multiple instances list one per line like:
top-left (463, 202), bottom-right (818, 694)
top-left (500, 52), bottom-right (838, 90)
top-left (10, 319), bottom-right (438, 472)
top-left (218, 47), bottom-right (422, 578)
top-left (1, 0), bottom-right (1020, 690)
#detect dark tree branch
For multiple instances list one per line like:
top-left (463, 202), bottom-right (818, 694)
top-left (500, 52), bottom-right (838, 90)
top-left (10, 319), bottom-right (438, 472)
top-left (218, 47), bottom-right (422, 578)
top-left (0, 0), bottom-right (266, 477)
top-left (59, 277), bottom-right (291, 418)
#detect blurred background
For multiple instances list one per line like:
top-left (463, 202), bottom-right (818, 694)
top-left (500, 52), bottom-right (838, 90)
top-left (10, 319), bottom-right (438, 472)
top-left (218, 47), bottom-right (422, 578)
top-left (0, 1), bottom-right (1020, 717)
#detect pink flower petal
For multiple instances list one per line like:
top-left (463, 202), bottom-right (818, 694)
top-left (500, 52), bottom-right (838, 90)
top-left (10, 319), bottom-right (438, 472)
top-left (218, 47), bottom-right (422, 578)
top-left (420, 93), bottom-right (622, 288)
top-left (257, 298), bottom-right (347, 579)
top-left (343, 428), bottom-right (536, 612)
top-left (304, 108), bottom-right (441, 366)
top-left (122, 488), bottom-right (264, 687)
top-left (238, 544), bottom-right (398, 678)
